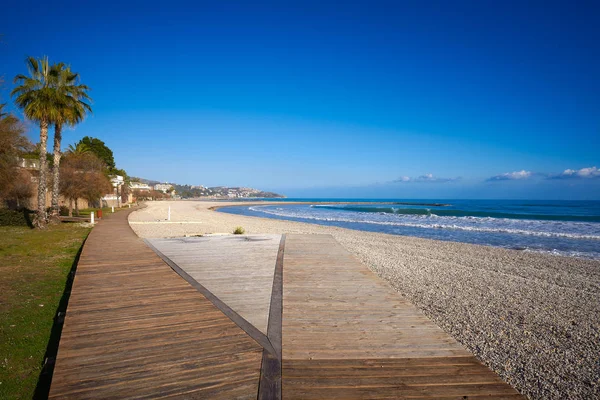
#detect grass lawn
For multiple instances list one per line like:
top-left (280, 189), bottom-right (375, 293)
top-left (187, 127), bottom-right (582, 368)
top-left (0, 224), bottom-right (91, 399)
top-left (71, 206), bottom-right (129, 217)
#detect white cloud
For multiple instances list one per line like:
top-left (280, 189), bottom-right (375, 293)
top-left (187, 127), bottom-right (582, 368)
top-left (416, 173), bottom-right (435, 182)
top-left (487, 170), bottom-right (532, 181)
top-left (487, 167), bottom-right (600, 182)
top-left (393, 173), bottom-right (459, 183)
top-left (558, 166), bottom-right (600, 179)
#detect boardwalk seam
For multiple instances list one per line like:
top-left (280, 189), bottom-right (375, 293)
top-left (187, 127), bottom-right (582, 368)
top-left (144, 238), bottom-right (276, 356)
top-left (258, 234), bottom-right (285, 400)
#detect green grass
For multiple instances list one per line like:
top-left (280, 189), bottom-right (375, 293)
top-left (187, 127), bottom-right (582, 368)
top-left (73, 206), bottom-right (128, 217)
top-left (0, 224), bottom-right (91, 399)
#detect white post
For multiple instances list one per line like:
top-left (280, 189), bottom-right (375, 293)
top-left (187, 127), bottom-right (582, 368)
top-left (168, 206), bottom-right (171, 221)
top-left (90, 211), bottom-right (95, 224)
top-left (128, 204), bottom-right (131, 208)
top-left (111, 206), bottom-right (114, 213)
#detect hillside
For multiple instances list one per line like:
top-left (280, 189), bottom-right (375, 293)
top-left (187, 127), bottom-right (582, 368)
top-left (174, 184), bottom-right (284, 199)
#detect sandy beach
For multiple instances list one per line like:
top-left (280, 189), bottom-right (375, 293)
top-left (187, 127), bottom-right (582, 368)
top-left (130, 200), bottom-right (600, 399)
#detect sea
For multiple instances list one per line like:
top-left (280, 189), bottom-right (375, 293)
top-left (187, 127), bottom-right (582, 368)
top-left (218, 199), bottom-right (600, 260)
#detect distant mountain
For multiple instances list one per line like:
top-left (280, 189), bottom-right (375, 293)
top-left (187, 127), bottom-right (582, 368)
top-left (129, 177), bottom-right (285, 199)
top-left (133, 182), bottom-right (284, 199)
top-left (206, 186), bottom-right (284, 199)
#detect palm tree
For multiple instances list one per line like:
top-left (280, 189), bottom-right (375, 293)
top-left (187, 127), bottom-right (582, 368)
top-left (66, 142), bottom-right (91, 155)
top-left (49, 64), bottom-right (92, 220)
top-left (11, 56), bottom-right (60, 228)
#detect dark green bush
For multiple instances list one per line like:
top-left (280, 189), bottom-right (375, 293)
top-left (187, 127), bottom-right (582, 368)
top-left (0, 208), bottom-right (34, 227)
top-left (45, 206), bottom-right (70, 216)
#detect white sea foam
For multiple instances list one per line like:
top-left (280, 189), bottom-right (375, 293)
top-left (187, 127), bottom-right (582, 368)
top-left (522, 248), bottom-right (600, 260)
top-left (247, 205), bottom-right (600, 240)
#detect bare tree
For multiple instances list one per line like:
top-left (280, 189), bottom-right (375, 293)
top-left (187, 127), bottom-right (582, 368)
top-left (0, 107), bottom-right (33, 207)
top-left (120, 181), bottom-right (130, 204)
top-left (5, 169), bottom-right (34, 209)
top-left (60, 152), bottom-right (111, 216)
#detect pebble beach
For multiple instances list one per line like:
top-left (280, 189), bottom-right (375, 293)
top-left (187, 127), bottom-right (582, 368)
top-left (129, 200), bottom-right (600, 399)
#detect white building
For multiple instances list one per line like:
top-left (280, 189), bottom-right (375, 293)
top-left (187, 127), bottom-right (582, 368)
top-left (110, 175), bottom-right (124, 188)
top-left (129, 181), bottom-right (152, 191)
top-left (154, 183), bottom-right (173, 193)
top-left (105, 175), bottom-right (126, 207)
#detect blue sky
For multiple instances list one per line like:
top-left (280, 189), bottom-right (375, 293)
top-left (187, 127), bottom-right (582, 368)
top-left (1, 0), bottom-right (599, 199)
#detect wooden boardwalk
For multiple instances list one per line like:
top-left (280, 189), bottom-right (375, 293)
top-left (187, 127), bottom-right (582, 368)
top-left (50, 209), bottom-right (523, 399)
top-left (49, 209), bottom-right (263, 399)
top-left (282, 234), bottom-right (522, 399)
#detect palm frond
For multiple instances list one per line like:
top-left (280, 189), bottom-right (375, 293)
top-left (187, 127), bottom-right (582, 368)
top-left (66, 142), bottom-right (91, 154)
top-left (12, 56), bottom-right (93, 128)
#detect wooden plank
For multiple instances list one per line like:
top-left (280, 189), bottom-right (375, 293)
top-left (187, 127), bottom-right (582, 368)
top-left (281, 234), bottom-right (523, 398)
top-left (283, 234), bottom-right (470, 360)
top-left (48, 207), bottom-right (263, 399)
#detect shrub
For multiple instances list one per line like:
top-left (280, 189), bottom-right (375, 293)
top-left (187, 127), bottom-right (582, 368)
top-left (233, 226), bottom-right (245, 235)
top-left (46, 206), bottom-right (69, 216)
top-left (0, 208), bottom-right (34, 227)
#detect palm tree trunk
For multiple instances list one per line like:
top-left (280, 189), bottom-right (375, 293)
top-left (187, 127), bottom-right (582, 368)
top-left (50, 122), bottom-right (63, 222)
top-left (35, 119), bottom-right (49, 228)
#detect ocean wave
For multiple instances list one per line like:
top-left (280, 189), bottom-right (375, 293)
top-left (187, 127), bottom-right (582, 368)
top-left (310, 204), bottom-right (600, 222)
top-left (522, 248), bottom-right (600, 261)
top-left (248, 206), bottom-right (600, 240)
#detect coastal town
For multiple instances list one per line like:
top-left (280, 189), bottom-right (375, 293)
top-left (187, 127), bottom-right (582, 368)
top-left (129, 180), bottom-right (283, 199)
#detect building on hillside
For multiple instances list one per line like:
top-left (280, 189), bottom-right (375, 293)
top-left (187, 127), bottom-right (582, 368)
top-left (129, 181), bottom-right (152, 191)
top-left (111, 175), bottom-right (124, 188)
top-left (129, 181), bottom-right (153, 202)
top-left (154, 183), bottom-right (173, 193)
top-left (104, 175), bottom-right (129, 207)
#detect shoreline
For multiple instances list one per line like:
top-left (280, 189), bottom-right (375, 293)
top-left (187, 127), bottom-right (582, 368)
top-left (129, 200), bottom-right (600, 399)
top-left (213, 201), bottom-right (599, 262)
